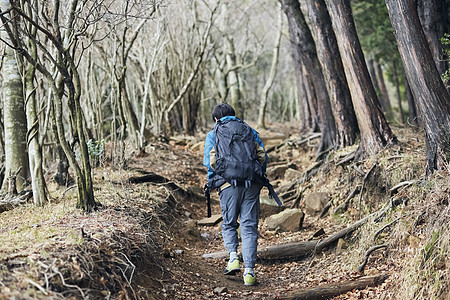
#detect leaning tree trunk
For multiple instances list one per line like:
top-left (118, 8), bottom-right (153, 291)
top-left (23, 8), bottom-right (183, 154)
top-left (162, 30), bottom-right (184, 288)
top-left (305, 0), bottom-right (358, 147)
top-left (417, 0), bottom-right (448, 77)
top-left (281, 0), bottom-right (338, 153)
top-left (0, 0), bottom-right (28, 192)
top-left (386, 0), bottom-right (450, 173)
top-left (325, 0), bottom-right (397, 156)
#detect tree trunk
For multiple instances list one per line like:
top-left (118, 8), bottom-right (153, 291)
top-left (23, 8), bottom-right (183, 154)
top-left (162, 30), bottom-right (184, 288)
top-left (385, 0), bottom-right (450, 173)
top-left (257, 6), bottom-right (283, 129)
top-left (392, 59), bottom-right (405, 124)
top-left (281, 274), bottom-right (389, 300)
top-left (0, 0), bottom-right (28, 192)
top-left (225, 37), bottom-right (244, 120)
top-left (325, 0), bottom-right (397, 156)
top-left (417, 0), bottom-right (448, 77)
top-left (281, 0), bottom-right (338, 153)
top-left (374, 61), bottom-right (393, 120)
top-left (23, 0), bottom-right (47, 205)
top-left (305, 0), bottom-right (358, 147)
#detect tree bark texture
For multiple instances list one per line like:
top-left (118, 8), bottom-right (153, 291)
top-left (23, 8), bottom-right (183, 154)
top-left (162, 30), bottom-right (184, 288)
top-left (305, 0), bottom-right (358, 147)
top-left (1, 0), bottom-right (28, 192)
top-left (325, 0), bottom-right (396, 156)
top-left (281, 0), bottom-right (338, 153)
top-left (417, 0), bottom-right (448, 77)
top-left (404, 76), bottom-right (419, 125)
top-left (386, 0), bottom-right (450, 173)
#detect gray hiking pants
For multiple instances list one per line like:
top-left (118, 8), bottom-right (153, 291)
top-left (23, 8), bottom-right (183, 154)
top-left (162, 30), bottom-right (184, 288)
top-left (219, 184), bottom-right (261, 269)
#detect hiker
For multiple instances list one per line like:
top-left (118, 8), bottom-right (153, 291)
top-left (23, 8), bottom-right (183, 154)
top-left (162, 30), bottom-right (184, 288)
top-left (203, 103), bottom-right (269, 286)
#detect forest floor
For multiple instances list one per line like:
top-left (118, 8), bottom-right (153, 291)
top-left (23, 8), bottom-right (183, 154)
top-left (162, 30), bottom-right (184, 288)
top-left (0, 122), bottom-right (448, 299)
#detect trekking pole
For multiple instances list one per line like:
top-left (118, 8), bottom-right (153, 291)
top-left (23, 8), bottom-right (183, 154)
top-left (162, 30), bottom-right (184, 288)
top-left (204, 184), bottom-right (212, 218)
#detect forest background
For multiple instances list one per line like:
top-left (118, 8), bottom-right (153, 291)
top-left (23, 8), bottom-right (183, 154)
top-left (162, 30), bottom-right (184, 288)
top-left (0, 0), bottom-right (449, 299)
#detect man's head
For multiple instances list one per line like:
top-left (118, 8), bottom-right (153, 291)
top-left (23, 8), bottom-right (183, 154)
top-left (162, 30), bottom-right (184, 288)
top-left (212, 103), bottom-right (235, 122)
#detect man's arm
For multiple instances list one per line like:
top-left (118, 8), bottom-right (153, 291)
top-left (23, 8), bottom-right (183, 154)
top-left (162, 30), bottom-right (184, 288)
top-left (252, 129), bottom-right (268, 171)
top-left (203, 131), bottom-right (215, 180)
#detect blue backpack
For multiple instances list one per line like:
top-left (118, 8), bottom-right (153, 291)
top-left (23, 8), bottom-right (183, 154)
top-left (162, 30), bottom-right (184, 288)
top-left (204, 118), bottom-right (282, 218)
top-left (213, 119), bottom-right (263, 187)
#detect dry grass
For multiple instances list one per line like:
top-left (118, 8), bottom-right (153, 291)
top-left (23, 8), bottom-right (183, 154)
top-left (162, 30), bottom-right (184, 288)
top-left (0, 166), bottom-right (174, 299)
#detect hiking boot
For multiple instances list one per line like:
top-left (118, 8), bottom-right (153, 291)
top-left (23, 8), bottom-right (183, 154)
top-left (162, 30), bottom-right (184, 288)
top-left (224, 257), bottom-right (240, 275)
top-left (243, 272), bottom-right (256, 286)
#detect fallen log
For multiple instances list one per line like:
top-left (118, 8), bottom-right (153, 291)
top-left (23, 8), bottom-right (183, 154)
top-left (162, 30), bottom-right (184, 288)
top-left (128, 172), bottom-right (170, 184)
top-left (279, 274), bottom-right (389, 300)
top-left (203, 213), bottom-right (371, 260)
top-left (127, 172), bottom-right (204, 201)
top-left (203, 197), bottom-right (402, 260)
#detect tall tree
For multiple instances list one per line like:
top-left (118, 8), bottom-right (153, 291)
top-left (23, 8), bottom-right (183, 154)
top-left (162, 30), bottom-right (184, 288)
top-left (0, 0), bottom-right (28, 192)
top-left (417, 0), bottom-right (448, 77)
top-left (22, 0), bottom-right (47, 205)
top-left (325, 0), bottom-right (397, 156)
top-left (305, 0), bottom-right (359, 147)
top-left (385, 0), bottom-right (450, 173)
top-left (281, 0), bottom-right (338, 153)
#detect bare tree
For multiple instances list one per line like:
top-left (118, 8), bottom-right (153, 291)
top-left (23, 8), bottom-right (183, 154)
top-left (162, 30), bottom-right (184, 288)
top-left (0, 0), bottom-right (28, 193)
top-left (257, 4), bottom-right (283, 129)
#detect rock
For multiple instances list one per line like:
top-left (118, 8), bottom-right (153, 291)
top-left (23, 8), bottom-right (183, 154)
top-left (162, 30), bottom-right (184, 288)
top-left (185, 220), bottom-right (201, 238)
top-left (198, 214), bottom-right (223, 226)
top-left (260, 195), bottom-right (283, 219)
top-left (336, 238), bottom-right (348, 255)
top-left (284, 168), bottom-right (303, 182)
top-left (214, 287), bottom-right (228, 294)
top-left (265, 208), bottom-right (304, 232)
top-left (267, 163), bottom-right (297, 179)
top-left (266, 164), bottom-right (290, 179)
top-left (305, 192), bottom-right (330, 216)
top-left (174, 249), bottom-right (184, 255)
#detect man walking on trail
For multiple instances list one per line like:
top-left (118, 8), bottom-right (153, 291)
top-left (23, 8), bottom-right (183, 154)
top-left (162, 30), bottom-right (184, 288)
top-left (203, 103), bottom-right (268, 286)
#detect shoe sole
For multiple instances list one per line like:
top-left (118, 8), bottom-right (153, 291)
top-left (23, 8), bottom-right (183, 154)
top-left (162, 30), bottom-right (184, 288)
top-left (224, 268), bottom-right (241, 275)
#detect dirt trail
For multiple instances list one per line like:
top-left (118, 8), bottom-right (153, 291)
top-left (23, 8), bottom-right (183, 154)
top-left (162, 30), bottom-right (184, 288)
top-left (3, 124), bottom-right (433, 299)
top-left (129, 123), bottom-right (394, 299)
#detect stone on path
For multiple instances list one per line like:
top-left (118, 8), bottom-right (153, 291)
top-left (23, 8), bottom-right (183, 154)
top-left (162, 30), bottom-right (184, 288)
top-left (265, 208), bottom-right (304, 232)
top-left (260, 195), bottom-right (283, 219)
top-left (305, 192), bottom-right (330, 216)
top-left (198, 214), bottom-right (223, 226)
top-left (284, 168), bottom-right (303, 182)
